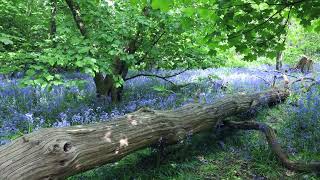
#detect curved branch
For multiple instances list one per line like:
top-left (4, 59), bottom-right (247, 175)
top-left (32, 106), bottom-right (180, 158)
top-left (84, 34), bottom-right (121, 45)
top-left (262, 70), bottom-right (298, 78)
top-left (224, 121), bottom-right (320, 172)
top-left (125, 69), bottom-right (188, 85)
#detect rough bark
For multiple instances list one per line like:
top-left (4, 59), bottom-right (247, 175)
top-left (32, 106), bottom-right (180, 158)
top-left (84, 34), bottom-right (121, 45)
top-left (0, 89), bottom-right (289, 180)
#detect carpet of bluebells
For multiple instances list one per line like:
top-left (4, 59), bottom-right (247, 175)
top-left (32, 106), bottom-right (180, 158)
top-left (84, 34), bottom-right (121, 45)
top-left (1, 64), bottom-right (320, 159)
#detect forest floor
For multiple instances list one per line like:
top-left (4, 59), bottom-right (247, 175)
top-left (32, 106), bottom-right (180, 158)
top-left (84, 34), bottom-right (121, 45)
top-left (1, 64), bottom-right (320, 179)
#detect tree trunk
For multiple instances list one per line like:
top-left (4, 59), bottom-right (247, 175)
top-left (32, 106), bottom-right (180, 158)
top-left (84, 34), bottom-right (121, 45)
top-left (49, 0), bottom-right (57, 40)
top-left (65, 0), bottom-right (87, 38)
top-left (276, 51), bottom-right (283, 70)
top-left (65, 0), bottom-right (141, 102)
top-left (93, 57), bottom-right (128, 102)
top-left (0, 89), bottom-right (289, 180)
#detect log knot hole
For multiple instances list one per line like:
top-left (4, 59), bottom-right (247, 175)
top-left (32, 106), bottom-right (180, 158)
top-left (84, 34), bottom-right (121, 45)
top-left (49, 142), bottom-right (72, 154)
top-left (64, 142), bottom-right (72, 152)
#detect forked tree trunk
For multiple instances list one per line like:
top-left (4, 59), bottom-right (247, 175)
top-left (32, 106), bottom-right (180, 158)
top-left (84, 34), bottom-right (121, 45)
top-left (0, 89), bottom-right (289, 180)
top-left (65, 0), bottom-right (141, 102)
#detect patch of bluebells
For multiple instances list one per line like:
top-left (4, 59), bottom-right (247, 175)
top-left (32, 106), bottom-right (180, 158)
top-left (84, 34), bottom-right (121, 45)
top-left (1, 64), bottom-right (320, 147)
top-left (280, 86), bottom-right (320, 154)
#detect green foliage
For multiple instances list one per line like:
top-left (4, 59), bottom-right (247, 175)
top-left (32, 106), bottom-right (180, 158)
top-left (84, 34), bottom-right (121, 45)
top-left (1, 0), bottom-right (319, 88)
top-left (285, 20), bottom-right (320, 64)
top-left (151, 0), bottom-right (173, 12)
top-left (155, 0), bottom-right (320, 61)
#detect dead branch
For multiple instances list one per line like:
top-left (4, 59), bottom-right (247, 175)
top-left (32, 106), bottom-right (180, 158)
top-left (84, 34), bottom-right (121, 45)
top-left (224, 120), bottom-right (320, 172)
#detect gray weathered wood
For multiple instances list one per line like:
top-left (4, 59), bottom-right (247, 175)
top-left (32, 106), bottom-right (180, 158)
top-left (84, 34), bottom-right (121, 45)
top-left (0, 89), bottom-right (289, 180)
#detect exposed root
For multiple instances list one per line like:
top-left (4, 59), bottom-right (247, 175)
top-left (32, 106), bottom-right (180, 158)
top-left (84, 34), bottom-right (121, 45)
top-left (223, 120), bottom-right (320, 172)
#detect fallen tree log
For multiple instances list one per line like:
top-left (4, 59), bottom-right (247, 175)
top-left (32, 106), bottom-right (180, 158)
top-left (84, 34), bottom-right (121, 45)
top-left (0, 89), bottom-right (289, 180)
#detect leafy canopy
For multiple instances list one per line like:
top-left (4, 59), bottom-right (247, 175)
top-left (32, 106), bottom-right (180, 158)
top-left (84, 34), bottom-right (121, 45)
top-left (0, 0), bottom-right (319, 88)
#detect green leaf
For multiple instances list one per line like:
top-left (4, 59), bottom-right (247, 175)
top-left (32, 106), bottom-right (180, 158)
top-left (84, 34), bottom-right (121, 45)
top-left (75, 60), bottom-right (85, 67)
top-left (130, 0), bottom-right (138, 4)
top-left (183, 7), bottom-right (195, 17)
top-left (26, 69), bottom-right (36, 76)
top-left (78, 46), bottom-right (90, 54)
top-left (198, 8), bottom-right (210, 19)
top-left (44, 74), bottom-right (54, 81)
top-left (151, 0), bottom-right (173, 12)
top-left (84, 67), bottom-right (95, 76)
top-left (0, 37), bottom-right (13, 45)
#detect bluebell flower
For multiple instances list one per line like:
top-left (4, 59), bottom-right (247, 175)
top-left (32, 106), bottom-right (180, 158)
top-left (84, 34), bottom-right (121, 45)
top-left (25, 113), bottom-right (34, 124)
top-left (53, 119), bottom-right (70, 128)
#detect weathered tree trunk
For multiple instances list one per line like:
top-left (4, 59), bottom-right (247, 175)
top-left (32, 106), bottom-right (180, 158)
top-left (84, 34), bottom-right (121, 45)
top-left (0, 89), bottom-right (289, 180)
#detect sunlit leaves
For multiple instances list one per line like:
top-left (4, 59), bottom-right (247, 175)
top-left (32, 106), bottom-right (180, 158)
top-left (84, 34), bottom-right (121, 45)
top-left (1, 0), bottom-right (319, 92)
top-left (0, 37), bottom-right (13, 45)
top-left (312, 19), bottom-right (320, 32)
top-left (182, 7), bottom-right (195, 17)
top-left (151, 0), bottom-right (173, 12)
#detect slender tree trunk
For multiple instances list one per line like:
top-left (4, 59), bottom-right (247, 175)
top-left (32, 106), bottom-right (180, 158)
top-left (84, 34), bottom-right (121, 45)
top-left (50, 0), bottom-right (57, 47)
top-left (65, 0), bottom-right (87, 38)
top-left (49, 0), bottom-right (57, 38)
top-left (276, 51), bottom-right (283, 70)
top-left (0, 89), bottom-right (290, 180)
